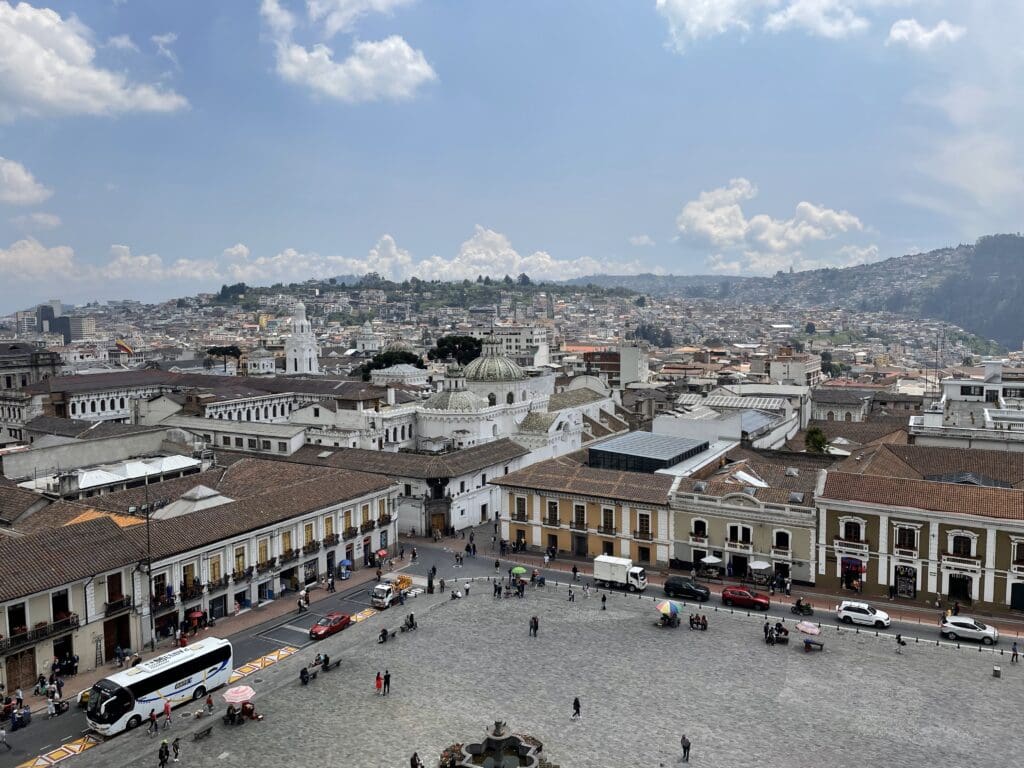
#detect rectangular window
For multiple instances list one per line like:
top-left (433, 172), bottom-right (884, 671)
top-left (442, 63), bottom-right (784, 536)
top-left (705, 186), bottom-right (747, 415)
top-left (547, 500), bottom-right (558, 523)
top-left (344, 510), bottom-right (352, 529)
top-left (404, 484), bottom-right (412, 496)
top-left (602, 508), bottom-right (614, 530)
top-left (361, 504), bottom-right (370, 523)
top-left (304, 523), bottom-right (314, 545)
top-left (843, 521), bottom-right (862, 541)
top-left (459, 480), bottom-right (466, 493)
top-left (313, 407), bottom-right (320, 417)
top-left (278, 441), bottom-right (287, 452)
top-left (247, 438), bottom-right (257, 449)
top-left (515, 497), bottom-right (527, 517)
top-left (222, 436), bottom-right (230, 446)
top-left (638, 513), bottom-right (651, 535)
top-left (234, 437), bottom-right (243, 447)
top-left (233, 546), bottom-right (245, 573)
top-left (209, 556), bottom-right (222, 582)
top-left (282, 531), bottom-right (292, 552)
top-left (895, 527), bottom-right (916, 549)
top-left (324, 516), bottom-right (334, 537)
top-left (378, 499), bottom-right (386, 517)
top-left (258, 539), bottom-right (269, 563)
top-left (261, 440), bottom-right (271, 450)
top-left (952, 535), bottom-right (972, 557)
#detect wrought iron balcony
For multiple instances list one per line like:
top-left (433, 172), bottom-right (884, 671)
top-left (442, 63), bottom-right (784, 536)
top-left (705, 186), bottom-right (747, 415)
top-left (513, 511), bottom-right (529, 523)
top-left (322, 533), bottom-right (340, 547)
top-left (633, 530), bottom-right (654, 541)
top-left (378, 513), bottom-right (392, 526)
top-left (256, 558), bottom-right (277, 574)
top-left (150, 593), bottom-right (176, 611)
top-left (344, 526), bottom-right (359, 540)
top-left (279, 548), bottom-right (300, 565)
top-left (360, 520), bottom-right (377, 533)
top-left (231, 568), bottom-right (252, 583)
top-left (598, 525), bottom-right (617, 535)
top-left (302, 541), bottom-right (322, 555)
top-left (104, 596), bottom-right (133, 617)
top-left (0, 615), bottom-right (80, 654)
top-left (206, 575), bottom-right (230, 592)
top-left (569, 519), bottom-right (588, 531)
top-left (178, 582), bottom-right (204, 601)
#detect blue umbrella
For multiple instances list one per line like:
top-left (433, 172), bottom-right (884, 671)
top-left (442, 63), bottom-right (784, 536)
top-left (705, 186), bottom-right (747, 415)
top-left (340, 559), bottom-right (353, 567)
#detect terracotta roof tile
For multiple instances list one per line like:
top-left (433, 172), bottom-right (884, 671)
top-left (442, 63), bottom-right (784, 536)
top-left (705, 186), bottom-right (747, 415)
top-left (492, 456), bottom-right (673, 506)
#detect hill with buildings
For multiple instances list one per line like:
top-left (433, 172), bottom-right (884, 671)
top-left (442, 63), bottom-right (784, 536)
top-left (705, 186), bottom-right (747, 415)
top-left (576, 235), bottom-right (1024, 349)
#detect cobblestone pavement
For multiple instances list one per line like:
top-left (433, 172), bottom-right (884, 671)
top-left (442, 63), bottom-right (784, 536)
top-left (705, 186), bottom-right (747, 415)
top-left (71, 577), bottom-right (1024, 768)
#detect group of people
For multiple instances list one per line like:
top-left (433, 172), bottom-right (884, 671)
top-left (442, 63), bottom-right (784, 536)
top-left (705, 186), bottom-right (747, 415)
top-left (763, 620), bottom-right (790, 645)
top-left (156, 737), bottom-right (181, 766)
top-left (688, 614), bottom-right (708, 631)
top-left (113, 644), bottom-right (142, 668)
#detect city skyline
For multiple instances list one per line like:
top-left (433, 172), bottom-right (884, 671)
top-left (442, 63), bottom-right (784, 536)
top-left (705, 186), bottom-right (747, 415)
top-left (0, 1), bottom-right (1018, 310)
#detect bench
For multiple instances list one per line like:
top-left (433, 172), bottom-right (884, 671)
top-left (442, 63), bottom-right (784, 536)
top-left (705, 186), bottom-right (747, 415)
top-left (322, 660), bottom-right (341, 672)
top-left (802, 639), bottom-right (824, 652)
top-left (193, 725), bottom-right (213, 741)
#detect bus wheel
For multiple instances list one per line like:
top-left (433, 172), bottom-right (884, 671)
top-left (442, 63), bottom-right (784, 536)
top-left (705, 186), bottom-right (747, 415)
top-left (127, 715), bottom-right (142, 730)
top-left (193, 686), bottom-right (207, 701)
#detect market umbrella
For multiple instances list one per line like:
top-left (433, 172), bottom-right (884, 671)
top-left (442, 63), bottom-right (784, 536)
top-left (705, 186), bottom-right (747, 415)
top-left (511, 566), bottom-right (528, 575)
top-left (795, 621), bottom-right (820, 636)
top-left (222, 685), bottom-right (256, 704)
top-left (339, 559), bottom-right (353, 567)
top-left (187, 609), bottom-right (204, 619)
top-left (750, 561), bottom-right (771, 570)
top-left (655, 600), bottom-right (681, 616)
top-left (376, 548), bottom-right (389, 558)
top-left (700, 555), bottom-right (722, 565)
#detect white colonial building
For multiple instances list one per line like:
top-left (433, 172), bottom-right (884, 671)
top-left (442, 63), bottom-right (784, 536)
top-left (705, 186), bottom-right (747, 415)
top-left (284, 302), bottom-right (319, 375)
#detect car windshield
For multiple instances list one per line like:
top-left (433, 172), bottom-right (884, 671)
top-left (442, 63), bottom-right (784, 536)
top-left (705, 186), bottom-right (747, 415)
top-left (316, 617), bottom-right (332, 626)
top-left (975, 621), bottom-right (987, 630)
top-left (865, 606), bottom-right (877, 614)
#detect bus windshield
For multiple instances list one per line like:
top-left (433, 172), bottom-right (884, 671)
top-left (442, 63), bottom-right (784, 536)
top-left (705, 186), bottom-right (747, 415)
top-left (87, 681), bottom-right (131, 724)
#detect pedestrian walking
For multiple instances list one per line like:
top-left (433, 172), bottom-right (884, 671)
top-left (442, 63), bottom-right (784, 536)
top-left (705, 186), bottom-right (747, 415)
top-left (148, 708), bottom-right (159, 735)
top-left (495, 559), bottom-right (500, 574)
top-left (162, 698), bottom-right (172, 729)
top-left (411, 752), bottom-right (424, 768)
top-left (895, 634), bottom-right (906, 654)
top-left (327, 574), bottom-right (335, 593)
top-left (14, 688), bottom-right (22, 708)
top-left (158, 740), bottom-right (170, 768)
top-left (55, 677), bottom-right (63, 698)
top-left (568, 588), bottom-right (575, 602)
top-left (439, 578), bottom-right (446, 593)
top-left (400, 545), bottom-right (405, 560)
top-left (680, 734), bottom-right (691, 762)
top-left (785, 577), bottom-right (791, 596)
top-left (1013, 641), bottom-right (1019, 663)
top-left (544, 553), bottom-right (550, 567)
top-left (583, 583), bottom-right (590, 598)
top-left (375, 671), bottom-right (383, 696)
top-left (0, 726), bottom-right (11, 750)
top-left (383, 670), bottom-right (391, 696)
top-left (206, 694), bottom-right (214, 714)
top-left (297, 597), bottom-right (305, 613)
top-left (571, 697), bottom-right (581, 721)
top-left (172, 737), bottom-right (181, 762)
top-left (572, 565), bottom-right (579, 581)
top-left (530, 616), bottom-right (539, 637)
top-left (763, 620), bottom-right (770, 642)
top-left (601, 594), bottom-right (607, 610)
top-left (464, 582), bottom-right (470, 597)
top-left (953, 601), bottom-right (961, 616)
top-left (47, 698), bottom-right (56, 718)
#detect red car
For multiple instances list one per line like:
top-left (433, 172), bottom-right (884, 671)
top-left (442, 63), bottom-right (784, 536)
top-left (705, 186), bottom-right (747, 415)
top-left (310, 611), bottom-right (351, 640)
top-left (721, 587), bottom-right (770, 610)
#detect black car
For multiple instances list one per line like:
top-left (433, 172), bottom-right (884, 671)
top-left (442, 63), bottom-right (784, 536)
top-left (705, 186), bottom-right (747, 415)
top-left (663, 576), bottom-right (710, 601)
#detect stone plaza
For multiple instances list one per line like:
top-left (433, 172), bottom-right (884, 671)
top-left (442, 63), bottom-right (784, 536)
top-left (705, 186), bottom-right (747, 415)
top-left (77, 578), bottom-right (1023, 768)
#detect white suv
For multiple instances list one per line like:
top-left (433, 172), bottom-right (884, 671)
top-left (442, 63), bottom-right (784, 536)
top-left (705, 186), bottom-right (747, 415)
top-left (941, 615), bottom-right (999, 645)
top-left (836, 600), bottom-right (891, 628)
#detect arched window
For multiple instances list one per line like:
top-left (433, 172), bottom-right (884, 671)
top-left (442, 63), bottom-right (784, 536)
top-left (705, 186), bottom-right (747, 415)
top-left (774, 530), bottom-right (790, 549)
top-left (488, 393), bottom-right (496, 407)
top-left (826, 411), bottom-right (835, 421)
top-left (844, 412), bottom-right (852, 422)
top-left (90, 400), bottom-right (96, 413)
top-left (263, 407), bottom-right (269, 419)
top-left (119, 397), bottom-right (125, 408)
top-left (692, 519), bottom-right (708, 537)
top-left (70, 402), bottom-right (76, 415)
top-left (506, 392), bottom-right (514, 405)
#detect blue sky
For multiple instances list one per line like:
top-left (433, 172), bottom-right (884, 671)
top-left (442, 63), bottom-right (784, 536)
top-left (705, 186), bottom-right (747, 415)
top-left (0, 0), bottom-right (1018, 310)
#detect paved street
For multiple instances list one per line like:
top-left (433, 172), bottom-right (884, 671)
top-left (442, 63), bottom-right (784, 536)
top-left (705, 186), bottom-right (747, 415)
top-left (54, 566), bottom-right (1024, 768)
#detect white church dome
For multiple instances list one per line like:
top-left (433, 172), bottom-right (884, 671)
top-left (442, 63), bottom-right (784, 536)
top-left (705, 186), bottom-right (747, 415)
top-left (464, 337), bottom-right (526, 382)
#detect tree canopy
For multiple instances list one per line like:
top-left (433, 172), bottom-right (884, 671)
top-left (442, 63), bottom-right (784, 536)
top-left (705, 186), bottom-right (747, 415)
top-left (355, 350), bottom-right (424, 381)
top-left (805, 426), bottom-right (828, 454)
top-left (428, 335), bottom-right (483, 366)
top-left (206, 345), bottom-right (242, 372)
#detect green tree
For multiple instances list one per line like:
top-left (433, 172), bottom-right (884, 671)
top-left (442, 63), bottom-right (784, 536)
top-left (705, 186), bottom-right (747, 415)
top-left (428, 335), bottom-right (483, 366)
top-left (805, 426), bottom-right (828, 454)
top-left (634, 295), bottom-right (647, 307)
top-left (206, 345), bottom-right (242, 372)
top-left (805, 321), bottom-right (816, 334)
top-left (961, 355), bottom-right (974, 366)
top-left (517, 273), bottom-right (532, 285)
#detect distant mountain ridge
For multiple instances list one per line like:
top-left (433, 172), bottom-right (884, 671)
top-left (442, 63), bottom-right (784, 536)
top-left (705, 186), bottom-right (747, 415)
top-left (572, 235), bottom-right (1024, 348)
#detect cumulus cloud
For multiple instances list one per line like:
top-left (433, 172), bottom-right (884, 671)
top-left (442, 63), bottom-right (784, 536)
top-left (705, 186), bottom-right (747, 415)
top-left (677, 178), bottom-right (874, 274)
top-left (222, 242), bottom-right (251, 259)
top-left (656, 0), bottom-right (766, 50)
top-left (260, 0), bottom-right (435, 103)
top-left (10, 211), bottom-right (61, 231)
top-left (887, 19), bottom-right (965, 51)
top-left (0, 1), bottom-right (187, 121)
top-left (308, 0), bottom-right (417, 37)
top-left (764, 0), bottom-right (869, 39)
top-left (0, 156), bottom-right (52, 204)
top-left (629, 234), bottom-right (655, 246)
top-left (0, 237), bottom-right (75, 280)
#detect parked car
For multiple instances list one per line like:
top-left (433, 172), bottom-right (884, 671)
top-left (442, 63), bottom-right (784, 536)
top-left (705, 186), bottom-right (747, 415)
top-left (941, 615), bottom-right (999, 645)
top-left (310, 611), bottom-right (351, 640)
top-left (721, 586), bottom-right (770, 610)
top-left (836, 600), bottom-right (891, 628)
top-left (664, 576), bottom-right (710, 602)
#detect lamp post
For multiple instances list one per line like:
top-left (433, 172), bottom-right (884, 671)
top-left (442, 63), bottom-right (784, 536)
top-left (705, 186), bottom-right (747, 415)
top-left (144, 475), bottom-right (155, 652)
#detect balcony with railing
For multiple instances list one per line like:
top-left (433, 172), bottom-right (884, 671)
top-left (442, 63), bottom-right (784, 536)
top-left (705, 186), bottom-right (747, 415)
top-left (302, 541), bottom-right (322, 555)
top-left (150, 593), bottom-right (176, 611)
top-left (231, 566), bottom-right (253, 583)
top-left (689, 532), bottom-right (708, 547)
top-left (104, 596), bottom-right (132, 617)
top-left (343, 526), bottom-right (358, 540)
top-left (726, 539), bottom-right (753, 553)
top-left (360, 519), bottom-right (377, 534)
top-left (1012, 559), bottom-right (1024, 576)
top-left (893, 546), bottom-right (919, 559)
top-left (256, 557), bottom-right (277, 574)
top-left (598, 524), bottom-right (617, 535)
top-left (770, 546), bottom-right (792, 559)
top-left (178, 582), bottom-right (204, 601)
top-left (378, 513), bottom-right (392, 527)
top-left (0, 614), bottom-right (80, 654)
top-left (942, 552), bottom-right (981, 569)
top-left (570, 519), bottom-right (588, 531)
top-left (322, 533), bottom-right (340, 547)
top-left (279, 548), bottom-right (300, 565)
top-left (633, 529), bottom-right (654, 541)
top-left (206, 575), bottom-right (230, 592)
top-left (513, 511), bottom-right (529, 523)
top-left (833, 537), bottom-right (869, 555)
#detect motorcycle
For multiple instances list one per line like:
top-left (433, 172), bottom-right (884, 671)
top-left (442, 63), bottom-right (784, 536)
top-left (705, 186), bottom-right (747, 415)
top-left (790, 601), bottom-right (814, 616)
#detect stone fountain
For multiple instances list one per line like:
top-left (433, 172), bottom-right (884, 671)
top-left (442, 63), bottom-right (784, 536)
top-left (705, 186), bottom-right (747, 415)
top-left (454, 721), bottom-right (541, 768)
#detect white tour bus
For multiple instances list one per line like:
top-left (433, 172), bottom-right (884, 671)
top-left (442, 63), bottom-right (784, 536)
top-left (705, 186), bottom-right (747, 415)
top-left (86, 637), bottom-right (233, 735)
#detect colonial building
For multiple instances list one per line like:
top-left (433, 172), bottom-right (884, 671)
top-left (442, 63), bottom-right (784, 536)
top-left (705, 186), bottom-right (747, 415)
top-left (284, 302), bottom-right (319, 375)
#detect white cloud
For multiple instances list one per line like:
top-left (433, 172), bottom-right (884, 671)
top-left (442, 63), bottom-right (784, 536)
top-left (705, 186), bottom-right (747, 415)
top-left (629, 234), bottom-right (656, 246)
top-left (656, 0), bottom-right (767, 50)
top-left (308, 0), bottom-right (416, 37)
top-left (151, 32), bottom-right (180, 69)
top-left (10, 211), bottom-right (61, 231)
top-left (106, 243), bottom-right (164, 279)
top-left (677, 178), bottom-right (873, 274)
top-left (765, 0), bottom-right (869, 39)
top-left (273, 34), bottom-right (436, 102)
top-left (222, 242), bottom-right (251, 259)
top-left (261, 1), bottom-right (435, 103)
top-left (106, 34), bottom-right (138, 52)
top-left (0, 156), bottom-right (52, 204)
top-left (0, 237), bottom-right (75, 280)
top-left (0, 2), bottom-right (186, 121)
top-left (887, 19), bottom-right (965, 51)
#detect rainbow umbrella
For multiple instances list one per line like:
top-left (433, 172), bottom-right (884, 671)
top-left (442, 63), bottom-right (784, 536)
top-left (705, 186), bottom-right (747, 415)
top-left (655, 600), bottom-right (681, 616)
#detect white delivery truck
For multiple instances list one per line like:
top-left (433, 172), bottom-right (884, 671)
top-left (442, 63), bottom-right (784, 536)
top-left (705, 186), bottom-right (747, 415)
top-left (371, 574), bottom-right (413, 609)
top-left (592, 555), bottom-right (648, 592)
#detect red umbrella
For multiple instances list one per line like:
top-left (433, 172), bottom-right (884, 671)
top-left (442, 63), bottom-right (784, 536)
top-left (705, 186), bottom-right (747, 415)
top-left (376, 548), bottom-right (388, 558)
top-left (188, 609), bottom-right (204, 620)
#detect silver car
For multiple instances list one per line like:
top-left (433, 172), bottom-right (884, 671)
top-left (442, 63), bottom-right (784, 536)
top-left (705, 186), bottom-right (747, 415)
top-left (941, 615), bottom-right (999, 645)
